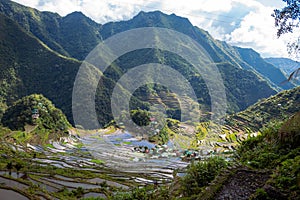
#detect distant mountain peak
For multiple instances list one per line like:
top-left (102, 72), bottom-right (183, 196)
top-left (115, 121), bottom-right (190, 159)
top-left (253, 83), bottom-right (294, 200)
top-left (133, 10), bottom-right (192, 26)
top-left (234, 46), bottom-right (259, 56)
top-left (66, 11), bottom-right (85, 17)
top-left (63, 11), bottom-right (99, 25)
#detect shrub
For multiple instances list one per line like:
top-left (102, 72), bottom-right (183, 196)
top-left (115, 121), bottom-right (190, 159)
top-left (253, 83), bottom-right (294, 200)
top-left (181, 156), bottom-right (227, 196)
top-left (273, 155), bottom-right (300, 191)
top-left (130, 109), bottom-right (150, 127)
top-left (237, 121), bottom-right (283, 169)
top-left (250, 188), bottom-right (271, 200)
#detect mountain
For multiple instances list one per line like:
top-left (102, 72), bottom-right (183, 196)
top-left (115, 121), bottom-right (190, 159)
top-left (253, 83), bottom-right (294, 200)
top-left (265, 57), bottom-right (300, 75)
top-left (265, 57), bottom-right (300, 85)
top-left (0, 12), bottom-right (81, 123)
top-left (227, 86), bottom-right (300, 130)
top-left (0, 11), bottom-right (144, 128)
top-left (0, 0), bottom-right (102, 60)
top-left (0, 0), bottom-right (287, 128)
top-left (95, 10), bottom-right (277, 113)
top-left (234, 47), bottom-right (295, 90)
top-left (99, 12), bottom-right (295, 91)
top-left (0, 1), bottom-right (290, 92)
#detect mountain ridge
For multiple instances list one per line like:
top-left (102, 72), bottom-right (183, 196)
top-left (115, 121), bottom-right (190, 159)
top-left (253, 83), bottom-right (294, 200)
top-left (0, 0), bottom-right (102, 60)
top-left (234, 47), bottom-right (295, 90)
top-left (0, 0), bottom-right (295, 128)
top-left (265, 57), bottom-right (300, 85)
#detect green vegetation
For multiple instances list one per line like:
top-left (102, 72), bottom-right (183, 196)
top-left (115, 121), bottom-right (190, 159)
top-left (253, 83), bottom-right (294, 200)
top-left (0, 94), bottom-right (71, 144)
top-left (237, 122), bottom-right (284, 169)
top-left (227, 86), bottom-right (300, 130)
top-left (0, 1), bottom-right (283, 128)
top-left (112, 185), bottom-right (169, 200)
top-left (236, 114), bottom-right (300, 199)
top-left (148, 125), bottom-right (171, 145)
top-left (0, 0), bottom-right (102, 60)
top-left (2, 94), bottom-right (70, 131)
top-left (195, 123), bottom-right (208, 140)
top-left (0, 12), bottom-right (81, 126)
top-left (181, 157), bottom-right (228, 197)
top-left (123, 141), bottom-right (132, 145)
top-left (106, 111), bottom-right (300, 199)
top-left (235, 47), bottom-right (295, 90)
top-left (91, 159), bottom-right (105, 165)
top-left (45, 143), bottom-right (55, 148)
top-left (265, 57), bottom-right (300, 85)
top-left (0, 1), bottom-right (299, 199)
top-left (130, 109), bottom-right (151, 127)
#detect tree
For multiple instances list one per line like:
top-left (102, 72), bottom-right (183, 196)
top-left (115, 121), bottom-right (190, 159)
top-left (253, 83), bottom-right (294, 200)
top-left (6, 161), bottom-right (13, 176)
top-left (15, 162), bottom-right (23, 177)
top-left (130, 109), bottom-right (150, 127)
top-left (273, 0), bottom-right (300, 38)
top-left (273, 0), bottom-right (300, 80)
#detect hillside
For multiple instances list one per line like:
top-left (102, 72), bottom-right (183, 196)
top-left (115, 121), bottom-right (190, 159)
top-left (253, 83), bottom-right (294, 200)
top-left (1, 94), bottom-right (71, 144)
top-left (0, 0), bottom-right (102, 60)
top-left (234, 47), bottom-right (295, 90)
top-left (100, 11), bottom-right (291, 91)
top-left (0, 12), bottom-right (146, 129)
top-left (227, 86), bottom-right (300, 130)
top-left (196, 113), bottom-right (300, 200)
top-left (0, 1), bottom-right (299, 200)
top-left (2, 94), bottom-right (70, 131)
top-left (0, 13), bottom-right (82, 123)
top-left (97, 11), bottom-right (277, 112)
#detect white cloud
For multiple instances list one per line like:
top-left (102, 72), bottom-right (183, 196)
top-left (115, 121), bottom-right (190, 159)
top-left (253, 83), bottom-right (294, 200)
top-left (14, 0), bottom-right (39, 8)
top-left (219, 1), bottom-right (298, 59)
top-left (40, 0), bottom-right (80, 16)
top-left (12, 0), bottom-right (293, 59)
top-left (224, 6), bottom-right (288, 57)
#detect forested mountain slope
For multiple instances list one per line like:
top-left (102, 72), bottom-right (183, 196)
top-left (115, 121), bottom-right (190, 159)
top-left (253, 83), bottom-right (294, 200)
top-left (0, 0), bottom-right (291, 128)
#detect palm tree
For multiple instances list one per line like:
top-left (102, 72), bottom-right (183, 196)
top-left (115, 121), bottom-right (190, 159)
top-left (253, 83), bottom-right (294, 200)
top-left (6, 161), bottom-right (13, 176)
top-left (15, 162), bottom-right (23, 178)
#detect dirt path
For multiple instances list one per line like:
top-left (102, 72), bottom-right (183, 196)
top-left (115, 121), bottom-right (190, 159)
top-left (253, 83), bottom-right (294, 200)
top-left (215, 168), bottom-right (271, 200)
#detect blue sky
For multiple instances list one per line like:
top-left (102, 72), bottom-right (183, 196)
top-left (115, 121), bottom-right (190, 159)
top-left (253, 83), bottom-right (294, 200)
top-left (14, 0), bottom-right (297, 59)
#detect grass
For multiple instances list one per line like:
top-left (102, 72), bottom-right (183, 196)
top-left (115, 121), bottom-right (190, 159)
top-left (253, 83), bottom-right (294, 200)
top-left (173, 132), bottom-right (193, 149)
top-left (75, 143), bottom-right (84, 149)
top-left (91, 159), bottom-right (105, 165)
top-left (44, 143), bottom-right (54, 148)
top-left (104, 126), bottom-right (117, 135)
top-left (122, 141), bottom-right (132, 145)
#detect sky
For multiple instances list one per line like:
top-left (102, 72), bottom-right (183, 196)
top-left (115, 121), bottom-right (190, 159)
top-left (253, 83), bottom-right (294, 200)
top-left (13, 0), bottom-right (297, 59)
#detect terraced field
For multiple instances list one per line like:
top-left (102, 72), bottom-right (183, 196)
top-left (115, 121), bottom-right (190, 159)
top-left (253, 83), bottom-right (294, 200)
top-left (0, 128), bottom-right (189, 199)
top-left (0, 124), bottom-right (244, 199)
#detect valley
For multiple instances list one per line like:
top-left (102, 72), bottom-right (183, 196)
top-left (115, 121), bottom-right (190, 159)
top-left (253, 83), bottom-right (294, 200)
top-left (0, 0), bottom-right (299, 199)
top-left (0, 96), bottom-right (247, 198)
top-left (0, 125), bottom-right (237, 199)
